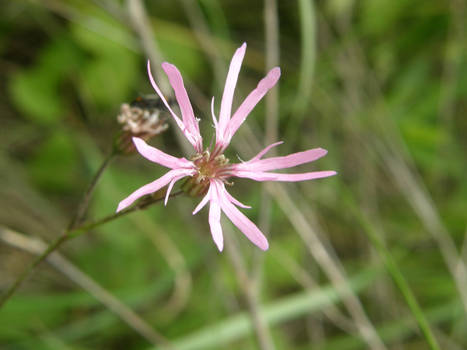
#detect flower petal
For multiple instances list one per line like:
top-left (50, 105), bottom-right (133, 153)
top-left (217, 43), bottom-right (246, 145)
top-left (224, 191), bottom-right (251, 209)
top-left (116, 169), bottom-right (193, 212)
top-left (234, 148), bottom-right (328, 172)
top-left (232, 170), bottom-right (337, 182)
top-left (211, 96), bottom-right (218, 128)
top-left (132, 137), bottom-right (194, 169)
top-left (164, 173), bottom-right (188, 206)
top-left (147, 61), bottom-right (186, 132)
top-left (250, 141), bottom-right (283, 161)
top-left (223, 67), bottom-right (281, 147)
top-left (209, 185), bottom-right (224, 251)
top-left (193, 187), bottom-right (211, 215)
top-left (162, 62), bottom-right (202, 151)
top-left (214, 181), bottom-right (269, 250)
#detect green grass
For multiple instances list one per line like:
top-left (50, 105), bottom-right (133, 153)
top-left (0, 0), bottom-right (466, 349)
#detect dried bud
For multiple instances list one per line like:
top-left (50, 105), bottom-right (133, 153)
top-left (114, 96), bottom-right (169, 155)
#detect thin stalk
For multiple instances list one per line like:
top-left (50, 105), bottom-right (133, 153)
top-left (248, 1), bottom-right (281, 349)
top-left (68, 150), bottom-right (116, 230)
top-left (294, 0), bottom-right (316, 115)
top-left (0, 227), bottom-right (172, 348)
top-left (177, 0), bottom-right (225, 86)
top-left (126, 0), bottom-right (170, 95)
top-left (0, 190), bottom-right (183, 309)
top-left (225, 234), bottom-right (273, 350)
top-left (69, 190), bottom-right (183, 239)
top-left (352, 205), bottom-right (441, 350)
top-left (268, 182), bottom-right (387, 350)
top-left (0, 233), bottom-right (69, 309)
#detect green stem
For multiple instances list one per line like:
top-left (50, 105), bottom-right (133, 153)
top-left (69, 190), bottom-right (183, 239)
top-left (68, 151), bottom-right (116, 230)
top-left (0, 190), bottom-right (183, 309)
top-left (353, 208), bottom-right (441, 350)
top-left (0, 233), bottom-right (70, 309)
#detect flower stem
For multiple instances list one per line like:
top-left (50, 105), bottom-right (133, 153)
top-left (68, 151), bottom-right (116, 230)
top-left (0, 233), bottom-right (69, 309)
top-left (0, 190), bottom-right (183, 309)
top-left (69, 190), bottom-right (183, 239)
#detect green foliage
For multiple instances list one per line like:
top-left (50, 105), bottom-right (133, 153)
top-left (71, 23), bottom-right (139, 108)
top-left (9, 35), bottom-right (82, 124)
top-left (157, 35), bottom-right (204, 79)
top-left (27, 131), bottom-right (78, 192)
top-left (10, 68), bottom-right (63, 124)
top-left (360, 0), bottom-right (412, 36)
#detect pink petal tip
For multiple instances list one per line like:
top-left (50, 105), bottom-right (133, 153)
top-left (116, 202), bottom-right (126, 213)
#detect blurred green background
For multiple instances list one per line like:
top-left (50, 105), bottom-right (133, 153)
top-left (1, 0), bottom-right (466, 349)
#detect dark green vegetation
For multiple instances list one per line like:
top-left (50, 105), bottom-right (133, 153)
top-left (0, 0), bottom-right (466, 349)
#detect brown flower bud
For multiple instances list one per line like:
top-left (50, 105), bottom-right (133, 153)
top-left (114, 96), bottom-right (169, 155)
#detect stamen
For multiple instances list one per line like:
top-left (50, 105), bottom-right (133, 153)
top-left (182, 148), bottom-right (232, 197)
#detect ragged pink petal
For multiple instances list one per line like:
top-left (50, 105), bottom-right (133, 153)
top-left (250, 141), bottom-right (284, 161)
top-left (232, 170), bottom-right (337, 182)
top-left (223, 67), bottom-right (281, 147)
top-left (147, 61), bottom-right (186, 132)
top-left (192, 188), bottom-right (211, 215)
top-left (224, 191), bottom-right (251, 209)
top-left (132, 137), bottom-right (194, 169)
top-left (217, 43), bottom-right (247, 145)
top-left (162, 62), bottom-right (202, 152)
top-left (213, 181), bottom-right (269, 250)
top-left (234, 148), bottom-right (328, 172)
top-left (210, 97), bottom-right (218, 128)
top-left (116, 168), bottom-right (194, 212)
top-left (147, 61), bottom-right (200, 150)
top-left (209, 184), bottom-right (224, 251)
top-left (164, 173), bottom-right (189, 206)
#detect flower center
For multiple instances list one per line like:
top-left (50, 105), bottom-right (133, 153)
top-left (182, 149), bottom-right (231, 197)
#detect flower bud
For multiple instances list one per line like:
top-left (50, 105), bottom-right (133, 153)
top-left (114, 96), bottom-right (169, 155)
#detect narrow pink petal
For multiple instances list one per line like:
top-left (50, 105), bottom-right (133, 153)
top-left (211, 96), bottom-right (218, 128)
top-left (250, 141), bottom-right (283, 161)
top-left (217, 43), bottom-right (247, 143)
top-left (162, 62), bottom-right (202, 151)
top-left (225, 191), bottom-right (251, 209)
top-left (232, 170), bottom-right (337, 182)
top-left (192, 188), bottom-right (211, 215)
top-left (164, 173), bottom-right (188, 206)
top-left (117, 169), bottom-right (192, 212)
top-left (223, 67), bottom-right (281, 146)
top-left (133, 137), bottom-right (194, 169)
top-left (234, 148), bottom-right (328, 172)
top-left (209, 185), bottom-right (224, 251)
top-left (214, 181), bottom-right (269, 250)
top-left (147, 61), bottom-right (186, 134)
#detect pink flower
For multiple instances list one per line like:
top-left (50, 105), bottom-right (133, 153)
top-left (117, 43), bottom-right (336, 251)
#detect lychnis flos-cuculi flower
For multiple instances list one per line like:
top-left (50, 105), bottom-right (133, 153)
top-left (117, 42), bottom-right (336, 251)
